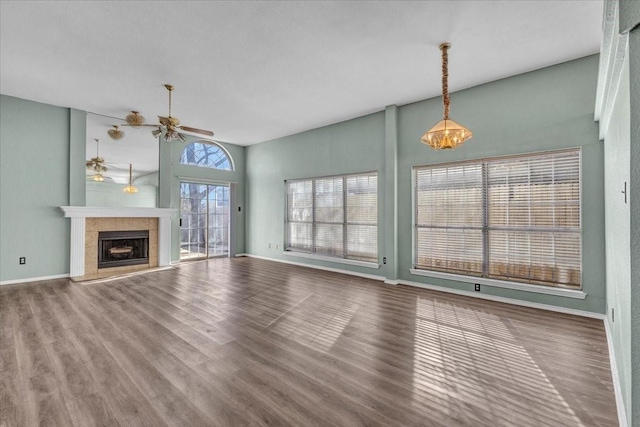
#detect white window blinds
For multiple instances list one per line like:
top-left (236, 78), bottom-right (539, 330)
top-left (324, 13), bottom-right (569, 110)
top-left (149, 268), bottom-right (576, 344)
top-left (414, 149), bottom-right (581, 289)
top-left (286, 172), bottom-right (378, 263)
top-left (287, 180), bottom-right (313, 251)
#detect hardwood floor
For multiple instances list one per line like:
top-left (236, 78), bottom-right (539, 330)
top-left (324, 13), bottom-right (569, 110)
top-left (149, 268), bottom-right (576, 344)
top-left (0, 257), bottom-right (618, 426)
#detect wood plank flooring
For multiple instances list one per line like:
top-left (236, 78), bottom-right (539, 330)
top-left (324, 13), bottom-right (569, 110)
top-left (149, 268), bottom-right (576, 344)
top-left (0, 257), bottom-right (618, 426)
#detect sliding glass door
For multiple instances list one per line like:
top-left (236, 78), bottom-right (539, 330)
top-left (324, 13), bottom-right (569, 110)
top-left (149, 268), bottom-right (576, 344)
top-left (180, 182), bottom-right (230, 260)
top-left (207, 185), bottom-right (230, 257)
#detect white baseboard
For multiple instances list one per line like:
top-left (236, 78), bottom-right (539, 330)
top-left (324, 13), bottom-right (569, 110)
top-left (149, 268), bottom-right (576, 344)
top-left (0, 273), bottom-right (70, 286)
top-left (241, 253), bottom-right (386, 281)
top-left (395, 278), bottom-right (606, 320)
top-left (384, 279), bottom-right (400, 285)
top-left (604, 319), bottom-right (629, 427)
top-left (235, 253), bottom-right (248, 257)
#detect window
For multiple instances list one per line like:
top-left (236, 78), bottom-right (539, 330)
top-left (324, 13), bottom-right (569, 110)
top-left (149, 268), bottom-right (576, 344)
top-left (180, 141), bottom-right (233, 170)
top-left (414, 149), bottom-right (581, 289)
top-left (286, 172), bottom-right (378, 263)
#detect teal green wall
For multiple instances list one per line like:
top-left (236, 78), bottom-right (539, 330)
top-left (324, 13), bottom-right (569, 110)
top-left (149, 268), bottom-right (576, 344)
top-left (604, 50), bottom-right (632, 426)
top-left (158, 137), bottom-right (246, 261)
top-left (86, 181), bottom-right (157, 208)
top-left (69, 109), bottom-right (87, 206)
top-left (600, 4), bottom-right (640, 423)
top-left (246, 55), bottom-right (605, 313)
top-left (246, 111), bottom-right (386, 277)
top-left (626, 13), bottom-right (640, 426)
top-left (0, 95), bottom-right (84, 282)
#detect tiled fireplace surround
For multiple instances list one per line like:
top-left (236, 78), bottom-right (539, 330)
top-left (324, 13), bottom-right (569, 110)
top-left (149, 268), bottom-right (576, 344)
top-left (60, 207), bottom-right (175, 280)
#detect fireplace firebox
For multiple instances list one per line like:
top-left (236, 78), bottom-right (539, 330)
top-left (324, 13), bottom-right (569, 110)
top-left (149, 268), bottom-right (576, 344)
top-left (98, 230), bottom-right (149, 269)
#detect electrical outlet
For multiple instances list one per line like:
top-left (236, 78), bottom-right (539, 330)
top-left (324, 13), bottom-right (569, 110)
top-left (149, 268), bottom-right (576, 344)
top-left (19, 257), bottom-right (26, 265)
top-left (474, 284), bottom-right (481, 292)
top-left (268, 243), bottom-right (271, 248)
top-left (383, 257), bottom-right (387, 265)
top-left (612, 308), bottom-right (615, 322)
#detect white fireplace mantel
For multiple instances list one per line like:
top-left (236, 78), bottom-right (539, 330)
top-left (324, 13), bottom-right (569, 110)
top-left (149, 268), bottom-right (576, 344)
top-left (60, 206), bottom-right (175, 218)
top-left (59, 206), bottom-right (176, 277)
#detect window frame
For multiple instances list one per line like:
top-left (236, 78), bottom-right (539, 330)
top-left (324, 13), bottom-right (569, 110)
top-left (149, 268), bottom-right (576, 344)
top-left (179, 141), bottom-right (234, 171)
top-left (412, 148), bottom-right (583, 291)
top-left (285, 171), bottom-right (379, 266)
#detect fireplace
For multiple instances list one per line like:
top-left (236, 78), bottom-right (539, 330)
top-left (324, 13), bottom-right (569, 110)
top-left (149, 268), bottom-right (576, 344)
top-left (98, 230), bottom-right (149, 269)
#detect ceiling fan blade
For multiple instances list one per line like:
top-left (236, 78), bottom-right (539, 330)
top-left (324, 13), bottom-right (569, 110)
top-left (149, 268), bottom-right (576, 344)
top-left (178, 126), bottom-right (214, 136)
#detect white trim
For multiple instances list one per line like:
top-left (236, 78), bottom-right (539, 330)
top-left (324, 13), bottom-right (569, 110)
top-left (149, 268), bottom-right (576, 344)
top-left (594, 0), bottom-right (618, 122)
top-left (229, 183), bottom-right (237, 257)
top-left (158, 217), bottom-right (172, 267)
top-left (595, 0), bottom-right (629, 140)
top-left (384, 279), bottom-right (400, 285)
top-left (397, 278), bottom-right (604, 320)
top-left (409, 269), bottom-right (587, 299)
top-left (170, 260), bottom-right (181, 266)
top-left (177, 176), bottom-right (237, 185)
top-left (243, 253), bottom-right (385, 281)
top-left (235, 253), bottom-right (248, 257)
top-left (60, 206), bottom-right (176, 218)
top-left (283, 251), bottom-right (379, 269)
top-left (604, 319), bottom-right (629, 427)
top-left (69, 217), bottom-right (86, 277)
top-left (0, 274), bottom-right (70, 286)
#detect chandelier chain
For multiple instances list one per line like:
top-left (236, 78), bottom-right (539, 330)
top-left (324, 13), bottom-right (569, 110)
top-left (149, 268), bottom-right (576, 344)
top-left (441, 44), bottom-right (450, 119)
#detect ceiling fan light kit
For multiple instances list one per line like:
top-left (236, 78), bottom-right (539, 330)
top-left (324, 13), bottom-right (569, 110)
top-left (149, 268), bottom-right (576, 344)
top-left (421, 43), bottom-right (472, 150)
top-left (118, 84), bottom-right (214, 142)
top-left (86, 139), bottom-right (109, 182)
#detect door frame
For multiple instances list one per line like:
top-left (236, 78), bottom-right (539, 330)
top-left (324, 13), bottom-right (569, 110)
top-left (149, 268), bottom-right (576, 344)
top-left (179, 179), bottom-right (236, 260)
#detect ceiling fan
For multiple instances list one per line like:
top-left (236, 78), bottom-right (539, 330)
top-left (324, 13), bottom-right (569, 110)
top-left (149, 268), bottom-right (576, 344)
top-left (86, 139), bottom-right (108, 181)
top-left (121, 84), bottom-right (214, 142)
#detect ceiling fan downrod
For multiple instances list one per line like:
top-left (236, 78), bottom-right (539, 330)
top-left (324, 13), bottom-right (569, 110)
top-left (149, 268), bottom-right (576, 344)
top-left (165, 84), bottom-right (174, 117)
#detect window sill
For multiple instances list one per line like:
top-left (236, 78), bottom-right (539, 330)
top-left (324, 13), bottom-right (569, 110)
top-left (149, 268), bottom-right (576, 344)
top-left (283, 251), bottom-right (379, 269)
top-left (409, 269), bottom-right (586, 299)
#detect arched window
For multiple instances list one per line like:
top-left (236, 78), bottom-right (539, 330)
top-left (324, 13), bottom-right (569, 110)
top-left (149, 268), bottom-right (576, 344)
top-left (179, 141), bottom-right (233, 171)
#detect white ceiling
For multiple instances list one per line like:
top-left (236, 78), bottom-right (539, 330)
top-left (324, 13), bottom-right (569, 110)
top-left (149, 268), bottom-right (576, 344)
top-left (1, 1), bottom-right (603, 150)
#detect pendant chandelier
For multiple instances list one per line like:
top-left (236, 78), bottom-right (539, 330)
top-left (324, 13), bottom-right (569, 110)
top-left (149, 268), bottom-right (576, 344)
top-left (421, 43), bottom-right (472, 150)
top-left (123, 164), bottom-right (138, 194)
top-left (86, 139), bottom-right (108, 182)
top-left (107, 125), bottom-right (125, 140)
top-left (125, 111), bottom-right (146, 127)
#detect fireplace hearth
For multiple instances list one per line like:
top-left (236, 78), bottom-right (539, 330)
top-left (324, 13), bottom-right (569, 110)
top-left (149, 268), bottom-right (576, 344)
top-left (98, 230), bottom-right (149, 269)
